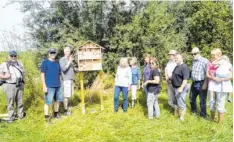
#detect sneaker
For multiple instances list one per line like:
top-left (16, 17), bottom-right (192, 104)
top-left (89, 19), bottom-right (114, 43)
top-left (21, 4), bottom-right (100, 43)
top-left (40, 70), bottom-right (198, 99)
top-left (179, 117), bottom-right (184, 122)
top-left (64, 111), bottom-right (71, 116)
top-left (228, 98), bottom-right (232, 103)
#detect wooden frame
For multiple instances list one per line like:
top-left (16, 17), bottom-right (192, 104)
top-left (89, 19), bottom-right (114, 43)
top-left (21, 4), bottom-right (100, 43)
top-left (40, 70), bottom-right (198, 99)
top-left (73, 41), bottom-right (104, 71)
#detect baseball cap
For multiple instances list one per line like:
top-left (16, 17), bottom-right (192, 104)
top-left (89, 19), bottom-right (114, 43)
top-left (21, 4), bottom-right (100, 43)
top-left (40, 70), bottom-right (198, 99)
top-left (9, 50), bottom-right (17, 56)
top-left (48, 48), bottom-right (57, 53)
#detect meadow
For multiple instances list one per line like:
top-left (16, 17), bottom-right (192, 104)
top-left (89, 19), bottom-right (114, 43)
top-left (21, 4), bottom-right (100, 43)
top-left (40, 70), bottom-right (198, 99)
top-left (0, 52), bottom-right (232, 142)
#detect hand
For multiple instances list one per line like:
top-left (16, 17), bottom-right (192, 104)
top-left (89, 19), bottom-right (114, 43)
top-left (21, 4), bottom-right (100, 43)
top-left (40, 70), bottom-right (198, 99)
top-left (69, 55), bottom-right (74, 62)
top-left (43, 86), bottom-right (48, 93)
top-left (4, 73), bottom-right (11, 79)
top-left (202, 83), bottom-right (207, 90)
top-left (128, 85), bottom-right (131, 91)
top-left (142, 81), bottom-right (148, 88)
top-left (178, 87), bottom-right (183, 93)
top-left (213, 77), bottom-right (221, 83)
top-left (138, 85), bottom-right (141, 90)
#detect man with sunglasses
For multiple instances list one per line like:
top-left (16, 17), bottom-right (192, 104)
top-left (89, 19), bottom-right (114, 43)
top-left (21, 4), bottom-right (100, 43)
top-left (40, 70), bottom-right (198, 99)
top-left (0, 50), bottom-right (25, 123)
top-left (41, 48), bottom-right (62, 122)
top-left (190, 47), bottom-right (208, 118)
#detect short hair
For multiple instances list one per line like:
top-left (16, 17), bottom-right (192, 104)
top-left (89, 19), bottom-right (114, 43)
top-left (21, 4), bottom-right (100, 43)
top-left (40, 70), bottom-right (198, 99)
top-left (175, 52), bottom-right (185, 61)
top-left (119, 57), bottom-right (129, 67)
top-left (150, 57), bottom-right (159, 68)
top-left (130, 57), bottom-right (137, 65)
top-left (144, 54), bottom-right (151, 59)
top-left (211, 48), bottom-right (222, 57)
top-left (64, 46), bottom-right (71, 52)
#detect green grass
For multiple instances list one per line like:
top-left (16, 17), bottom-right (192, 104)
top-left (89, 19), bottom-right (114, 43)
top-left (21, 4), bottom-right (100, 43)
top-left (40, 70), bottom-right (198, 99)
top-left (0, 89), bottom-right (232, 142)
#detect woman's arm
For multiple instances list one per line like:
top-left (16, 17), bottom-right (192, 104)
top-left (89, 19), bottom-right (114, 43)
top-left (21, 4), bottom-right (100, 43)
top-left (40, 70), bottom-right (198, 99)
top-left (147, 76), bottom-right (160, 84)
top-left (206, 65), bottom-right (221, 82)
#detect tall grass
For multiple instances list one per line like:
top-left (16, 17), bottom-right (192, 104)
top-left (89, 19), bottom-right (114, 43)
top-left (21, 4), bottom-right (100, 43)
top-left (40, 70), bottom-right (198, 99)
top-left (0, 52), bottom-right (232, 142)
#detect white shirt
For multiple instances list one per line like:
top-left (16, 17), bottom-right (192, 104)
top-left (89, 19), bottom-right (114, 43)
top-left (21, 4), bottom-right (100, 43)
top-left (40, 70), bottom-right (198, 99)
top-left (0, 61), bottom-right (24, 83)
top-left (165, 60), bottom-right (177, 79)
top-left (115, 66), bottom-right (132, 87)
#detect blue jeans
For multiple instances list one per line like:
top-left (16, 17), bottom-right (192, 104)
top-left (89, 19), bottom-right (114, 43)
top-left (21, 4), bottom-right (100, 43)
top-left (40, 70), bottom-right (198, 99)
top-left (189, 81), bottom-right (207, 117)
top-left (45, 86), bottom-right (63, 105)
top-left (114, 86), bottom-right (128, 112)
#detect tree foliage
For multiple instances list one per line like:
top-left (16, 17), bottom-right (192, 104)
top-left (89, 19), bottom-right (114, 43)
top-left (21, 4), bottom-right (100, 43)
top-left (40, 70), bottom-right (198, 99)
top-left (18, 1), bottom-right (232, 73)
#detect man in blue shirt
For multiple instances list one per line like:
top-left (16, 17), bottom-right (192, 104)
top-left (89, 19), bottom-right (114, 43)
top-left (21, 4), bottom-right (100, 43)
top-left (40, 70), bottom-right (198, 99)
top-left (41, 48), bottom-right (62, 122)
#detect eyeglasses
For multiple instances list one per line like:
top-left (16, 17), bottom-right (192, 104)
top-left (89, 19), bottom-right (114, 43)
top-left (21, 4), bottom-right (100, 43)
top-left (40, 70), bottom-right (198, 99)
top-left (10, 55), bottom-right (17, 58)
top-left (49, 52), bottom-right (56, 54)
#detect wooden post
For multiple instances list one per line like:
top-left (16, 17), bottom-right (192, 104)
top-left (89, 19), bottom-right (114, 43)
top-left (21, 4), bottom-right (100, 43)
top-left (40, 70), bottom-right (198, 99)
top-left (100, 92), bottom-right (104, 111)
top-left (80, 72), bottom-right (85, 114)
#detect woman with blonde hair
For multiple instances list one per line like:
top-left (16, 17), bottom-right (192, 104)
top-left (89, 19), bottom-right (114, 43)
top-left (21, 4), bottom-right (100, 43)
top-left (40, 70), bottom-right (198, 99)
top-left (130, 57), bottom-right (141, 109)
top-left (207, 48), bottom-right (232, 124)
top-left (143, 57), bottom-right (161, 119)
top-left (114, 58), bottom-right (132, 112)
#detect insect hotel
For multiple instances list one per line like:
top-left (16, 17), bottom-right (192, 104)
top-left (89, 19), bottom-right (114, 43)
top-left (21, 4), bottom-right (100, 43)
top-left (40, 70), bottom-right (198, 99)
top-left (73, 41), bottom-right (104, 114)
top-left (73, 41), bottom-right (103, 71)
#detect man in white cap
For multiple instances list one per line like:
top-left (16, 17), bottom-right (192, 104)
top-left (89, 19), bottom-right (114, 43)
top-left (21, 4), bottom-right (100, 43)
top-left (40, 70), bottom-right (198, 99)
top-left (0, 50), bottom-right (25, 123)
top-left (190, 47), bottom-right (208, 118)
top-left (165, 50), bottom-right (177, 110)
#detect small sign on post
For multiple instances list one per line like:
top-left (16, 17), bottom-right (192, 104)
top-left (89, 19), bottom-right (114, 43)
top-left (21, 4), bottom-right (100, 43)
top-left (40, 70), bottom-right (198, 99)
top-left (73, 41), bottom-right (104, 114)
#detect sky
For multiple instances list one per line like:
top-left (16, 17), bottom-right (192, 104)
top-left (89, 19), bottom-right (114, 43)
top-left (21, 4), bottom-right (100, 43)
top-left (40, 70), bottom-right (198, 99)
top-left (0, 0), bottom-right (25, 51)
top-left (0, 0), bottom-right (24, 33)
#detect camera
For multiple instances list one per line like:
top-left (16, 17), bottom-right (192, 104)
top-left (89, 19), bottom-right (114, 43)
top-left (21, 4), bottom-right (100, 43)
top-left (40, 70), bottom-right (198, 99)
top-left (16, 77), bottom-right (22, 87)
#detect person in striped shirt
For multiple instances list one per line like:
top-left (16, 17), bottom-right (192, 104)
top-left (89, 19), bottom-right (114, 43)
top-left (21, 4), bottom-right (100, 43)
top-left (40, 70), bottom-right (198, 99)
top-left (190, 47), bottom-right (209, 118)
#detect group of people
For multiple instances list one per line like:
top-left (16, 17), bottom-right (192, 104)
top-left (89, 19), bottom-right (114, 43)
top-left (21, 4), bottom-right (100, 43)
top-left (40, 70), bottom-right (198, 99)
top-left (0, 47), bottom-right (232, 124)
top-left (0, 46), bottom-right (75, 123)
top-left (114, 47), bottom-right (232, 124)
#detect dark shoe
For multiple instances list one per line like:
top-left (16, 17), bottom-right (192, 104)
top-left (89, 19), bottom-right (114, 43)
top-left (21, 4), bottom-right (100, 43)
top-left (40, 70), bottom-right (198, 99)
top-left (18, 112), bottom-right (27, 120)
top-left (45, 115), bottom-right (52, 123)
top-left (114, 109), bottom-right (118, 113)
top-left (53, 112), bottom-right (61, 119)
top-left (228, 98), bottom-right (232, 103)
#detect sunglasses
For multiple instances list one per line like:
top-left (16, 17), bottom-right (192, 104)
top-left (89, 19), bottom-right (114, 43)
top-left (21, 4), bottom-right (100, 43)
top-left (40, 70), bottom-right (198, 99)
top-left (49, 52), bottom-right (56, 54)
top-left (192, 53), bottom-right (198, 56)
top-left (10, 55), bottom-right (17, 57)
top-left (149, 62), bottom-right (155, 65)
